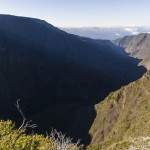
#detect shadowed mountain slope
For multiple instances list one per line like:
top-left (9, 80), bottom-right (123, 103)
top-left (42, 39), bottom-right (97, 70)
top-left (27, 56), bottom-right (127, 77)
top-left (0, 14), bottom-right (146, 144)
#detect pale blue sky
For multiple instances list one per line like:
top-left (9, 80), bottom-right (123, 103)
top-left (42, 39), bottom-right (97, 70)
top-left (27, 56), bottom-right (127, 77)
top-left (0, 0), bottom-right (150, 27)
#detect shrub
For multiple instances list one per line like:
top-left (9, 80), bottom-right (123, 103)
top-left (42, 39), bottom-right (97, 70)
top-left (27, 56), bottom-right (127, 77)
top-left (0, 120), bottom-right (81, 150)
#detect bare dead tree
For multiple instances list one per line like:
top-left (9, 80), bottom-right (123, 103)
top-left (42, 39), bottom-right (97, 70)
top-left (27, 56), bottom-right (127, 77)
top-left (15, 99), bottom-right (37, 130)
top-left (15, 99), bottom-right (82, 150)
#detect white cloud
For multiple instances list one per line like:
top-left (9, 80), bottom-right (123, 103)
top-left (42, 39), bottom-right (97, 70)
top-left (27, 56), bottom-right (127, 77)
top-left (124, 27), bottom-right (139, 35)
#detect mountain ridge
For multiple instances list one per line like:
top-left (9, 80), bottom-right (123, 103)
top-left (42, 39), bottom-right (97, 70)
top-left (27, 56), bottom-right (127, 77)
top-left (115, 33), bottom-right (150, 69)
top-left (0, 14), bottom-right (146, 145)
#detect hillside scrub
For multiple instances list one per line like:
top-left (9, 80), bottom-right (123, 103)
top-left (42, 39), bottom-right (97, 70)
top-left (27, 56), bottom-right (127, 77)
top-left (88, 136), bottom-right (150, 150)
top-left (0, 120), bottom-right (81, 150)
top-left (88, 71), bottom-right (150, 149)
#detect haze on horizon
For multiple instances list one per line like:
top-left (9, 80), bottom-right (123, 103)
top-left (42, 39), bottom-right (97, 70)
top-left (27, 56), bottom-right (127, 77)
top-left (0, 0), bottom-right (150, 27)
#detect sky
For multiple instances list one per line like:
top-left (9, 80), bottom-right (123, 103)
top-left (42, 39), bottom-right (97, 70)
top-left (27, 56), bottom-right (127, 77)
top-left (0, 0), bottom-right (150, 27)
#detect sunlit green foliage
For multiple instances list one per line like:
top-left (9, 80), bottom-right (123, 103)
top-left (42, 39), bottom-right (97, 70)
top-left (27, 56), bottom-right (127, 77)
top-left (0, 120), bottom-right (55, 150)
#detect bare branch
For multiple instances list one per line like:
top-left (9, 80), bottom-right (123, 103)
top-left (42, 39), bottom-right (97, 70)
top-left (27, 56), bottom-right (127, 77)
top-left (15, 99), bottom-right (37, 130)
top-left (50, 129), bottom-right (81, 150)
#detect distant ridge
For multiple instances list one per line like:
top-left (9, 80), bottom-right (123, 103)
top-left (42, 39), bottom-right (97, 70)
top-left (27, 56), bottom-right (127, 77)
top-left (62, 27), bottom-right (150, 40)
top-left (115, 33), bottom-right (150, 69)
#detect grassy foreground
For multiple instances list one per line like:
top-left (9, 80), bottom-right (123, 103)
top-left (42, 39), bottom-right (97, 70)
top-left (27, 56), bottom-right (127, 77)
top-left (4, 120), bottom-right (148, 150)
top-left (0, 120), bottom-right (81, 150)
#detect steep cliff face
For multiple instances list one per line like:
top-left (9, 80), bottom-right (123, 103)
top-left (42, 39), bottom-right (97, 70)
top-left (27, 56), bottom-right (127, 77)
top-left (89, 71), bottom-right (150, 149)
top-left (115, 33), bottom-right (150, 69)
top-left (0, 15), bottom-right (146, 144)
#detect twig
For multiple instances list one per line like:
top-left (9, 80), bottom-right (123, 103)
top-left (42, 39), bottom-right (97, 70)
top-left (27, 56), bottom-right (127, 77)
top-left (15, 99), bottom-right (37, 130)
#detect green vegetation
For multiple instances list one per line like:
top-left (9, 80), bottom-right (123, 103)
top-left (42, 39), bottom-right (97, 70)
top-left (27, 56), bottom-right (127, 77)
top-left (0, 120), bottom-right (54, 150)
top-left (89, 71), bottom-right (150, 149)
top-left (88, 137), bottom-right (150, 150)
top-left (0, 120), bottom-right (81, 150)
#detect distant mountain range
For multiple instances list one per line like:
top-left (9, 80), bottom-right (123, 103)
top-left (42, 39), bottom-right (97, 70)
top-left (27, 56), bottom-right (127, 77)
top-left (115, 33), bottom-right (150, 70)
top-left (0, 14), bottom-right (146, 145)
top-left (62, 27), bottom-right (150, 40)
